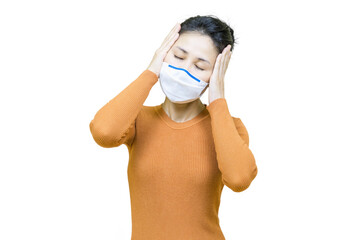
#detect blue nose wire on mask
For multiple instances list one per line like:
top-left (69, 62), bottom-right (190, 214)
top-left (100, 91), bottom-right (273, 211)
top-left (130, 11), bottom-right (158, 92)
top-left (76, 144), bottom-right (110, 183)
top-left (159, 61), bottom-right (208, 103)
top-left (168, 64), bottom-right (201, 82)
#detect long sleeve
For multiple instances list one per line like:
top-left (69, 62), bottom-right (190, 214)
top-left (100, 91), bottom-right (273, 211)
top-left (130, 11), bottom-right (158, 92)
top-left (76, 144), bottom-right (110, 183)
top-left (206, 98), bottom-right (258, 192)
top-left (89, 70), bottom-right (158, 148)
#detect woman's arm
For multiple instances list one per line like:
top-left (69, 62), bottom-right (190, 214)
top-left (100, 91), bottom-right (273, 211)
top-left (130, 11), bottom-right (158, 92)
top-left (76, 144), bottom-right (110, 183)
top-left (89, 70), bottom-right (158, 148)
top-left (89, 23), bottom-right (181, 148)
top-left (207, 98), bottom-right (258, 192)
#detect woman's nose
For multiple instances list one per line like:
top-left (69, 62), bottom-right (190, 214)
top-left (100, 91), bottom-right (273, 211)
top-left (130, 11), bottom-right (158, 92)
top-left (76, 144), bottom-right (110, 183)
top-left (180, 61), bottom-right (192, 72)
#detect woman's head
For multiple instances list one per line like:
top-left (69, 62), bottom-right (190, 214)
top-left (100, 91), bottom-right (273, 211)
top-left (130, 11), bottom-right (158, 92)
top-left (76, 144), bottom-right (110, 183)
top-left (179, 15), bottom-right (236, 53)
top-left (164, 15), bottom-right (236, 84)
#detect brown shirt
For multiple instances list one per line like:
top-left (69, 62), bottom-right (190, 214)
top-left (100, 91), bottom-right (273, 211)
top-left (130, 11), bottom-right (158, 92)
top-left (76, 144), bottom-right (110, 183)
top-left (89, 70), bottom-right (258, 239)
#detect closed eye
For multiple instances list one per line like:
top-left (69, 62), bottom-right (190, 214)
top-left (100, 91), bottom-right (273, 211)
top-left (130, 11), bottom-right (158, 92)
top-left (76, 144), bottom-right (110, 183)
top-left (174, 55), bottom-right (184, 60)
top-left (174, 54), bottom-right (204, 71)
top-left (195, 65), bottom-right (204, 71)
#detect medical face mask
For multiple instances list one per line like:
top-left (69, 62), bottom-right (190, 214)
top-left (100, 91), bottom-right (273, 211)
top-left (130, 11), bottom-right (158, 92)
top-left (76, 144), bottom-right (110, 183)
top-left (159, 61), bottom-right (209, 103)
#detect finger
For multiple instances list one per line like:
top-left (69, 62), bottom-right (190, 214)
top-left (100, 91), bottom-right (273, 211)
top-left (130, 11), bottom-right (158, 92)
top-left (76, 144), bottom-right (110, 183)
top-left (215, 53), bottom-right (222, 70)
top-left (162, 23), bottom-right (181, 46)
top-left (162, 27), bottom-right (180, 50)
top-left (159, 24), bottom-right (180, 51)
top-left (162, 32), bottom-right (179, 53)
top-left (220, 45), bottom-right (229, 70)
top-left (218, 53), bottom-right (224, 80)
top-left (224, 51), bottom-right (232, 72)
top-left (219, 51), bottom-right (226, 78)
top-left (163, 23), bottom-right (179, 40)
top-left (211, 53), bottom-right (222, 82)
top-left (222, 44), bottom-right (231, 54)
top-left (223, 50), bottom-right (231, 73)
top-left (221, 46), bottom-right (231, 75)
top-left (169, 22), bottom-right (181, 36)
top-left (158, 33), bottom-right (178, 52)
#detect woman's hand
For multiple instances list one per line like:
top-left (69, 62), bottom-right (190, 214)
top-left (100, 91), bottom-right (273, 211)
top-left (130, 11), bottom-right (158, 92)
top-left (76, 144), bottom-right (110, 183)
top-left (208, 44), bottom-right (232, 104)
top-left (147, 23), bottom-right (181, 77)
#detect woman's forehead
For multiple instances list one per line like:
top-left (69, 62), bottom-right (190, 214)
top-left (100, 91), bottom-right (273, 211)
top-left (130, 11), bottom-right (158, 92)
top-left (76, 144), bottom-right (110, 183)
top-left (173, 32), bottom-right (218, 60)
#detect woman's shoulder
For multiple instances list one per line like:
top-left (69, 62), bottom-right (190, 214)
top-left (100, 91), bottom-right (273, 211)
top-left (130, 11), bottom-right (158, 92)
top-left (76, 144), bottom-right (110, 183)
top-left (140, 104), bottom-right (161, 113)
top-left (137, 104), bottom-right (162, 120)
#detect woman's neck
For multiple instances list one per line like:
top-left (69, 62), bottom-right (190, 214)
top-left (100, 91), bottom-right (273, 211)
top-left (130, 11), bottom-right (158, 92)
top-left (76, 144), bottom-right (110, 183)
top-left (161, 97), bottom-right (206, 123)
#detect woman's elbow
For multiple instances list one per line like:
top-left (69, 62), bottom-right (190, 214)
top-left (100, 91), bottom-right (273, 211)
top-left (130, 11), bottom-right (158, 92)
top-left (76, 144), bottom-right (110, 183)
top-left (224, 166), bottom-right (258, 192)
top-left (89, 121), bottom-right (117, 148)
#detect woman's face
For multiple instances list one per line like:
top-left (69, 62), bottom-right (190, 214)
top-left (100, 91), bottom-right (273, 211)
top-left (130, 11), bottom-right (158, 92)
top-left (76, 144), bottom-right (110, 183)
top-left (164, 31), bottom-right (219, 84)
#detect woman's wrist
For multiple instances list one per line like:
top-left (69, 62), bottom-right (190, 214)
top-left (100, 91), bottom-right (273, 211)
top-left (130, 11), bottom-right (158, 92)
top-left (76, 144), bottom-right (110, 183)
top-left (147, 67), bottom-right (159, 77)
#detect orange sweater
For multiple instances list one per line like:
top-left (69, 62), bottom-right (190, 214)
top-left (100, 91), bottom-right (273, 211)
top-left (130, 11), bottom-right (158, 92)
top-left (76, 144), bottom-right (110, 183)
top-left (89, 70), bottom-right (258, 240)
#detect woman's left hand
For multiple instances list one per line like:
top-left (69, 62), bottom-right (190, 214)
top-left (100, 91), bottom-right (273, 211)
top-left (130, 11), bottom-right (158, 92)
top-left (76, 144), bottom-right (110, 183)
top-left (208, 44), bottom-right (232, 104)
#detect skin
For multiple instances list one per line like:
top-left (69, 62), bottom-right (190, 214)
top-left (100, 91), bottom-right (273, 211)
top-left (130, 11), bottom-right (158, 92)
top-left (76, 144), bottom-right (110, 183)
top-left (147, 23), bottom-right (232, 123)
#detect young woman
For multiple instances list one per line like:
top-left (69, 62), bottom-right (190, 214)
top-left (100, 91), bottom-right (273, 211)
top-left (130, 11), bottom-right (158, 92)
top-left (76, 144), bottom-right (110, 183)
top-left (89, 15), bottom-right (258, 240)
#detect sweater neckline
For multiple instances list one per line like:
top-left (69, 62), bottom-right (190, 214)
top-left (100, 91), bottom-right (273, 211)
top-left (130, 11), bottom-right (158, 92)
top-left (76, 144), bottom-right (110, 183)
top-left (155, 103), bottom-right (210, 129)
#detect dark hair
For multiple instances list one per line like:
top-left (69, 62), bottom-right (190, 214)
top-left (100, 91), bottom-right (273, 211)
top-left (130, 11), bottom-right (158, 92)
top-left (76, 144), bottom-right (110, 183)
top-left (179, 15), bottom-right (236, 53)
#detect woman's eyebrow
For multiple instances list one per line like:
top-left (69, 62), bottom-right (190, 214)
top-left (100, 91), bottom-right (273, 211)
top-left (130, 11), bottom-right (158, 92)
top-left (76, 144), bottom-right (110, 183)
top-left (176, 46), bottom-right (210, 64)
top-left (176, 46), bottom-right (188, 54)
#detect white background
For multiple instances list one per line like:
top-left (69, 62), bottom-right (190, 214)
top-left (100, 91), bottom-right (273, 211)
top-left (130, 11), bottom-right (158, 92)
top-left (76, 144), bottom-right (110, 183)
top-left (1, 0), bottom-right (359, 239)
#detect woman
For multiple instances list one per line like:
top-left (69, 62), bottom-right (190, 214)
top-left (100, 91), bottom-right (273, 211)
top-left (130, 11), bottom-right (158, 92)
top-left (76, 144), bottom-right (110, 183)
top-left (89, 15), bottom-right (258, 240)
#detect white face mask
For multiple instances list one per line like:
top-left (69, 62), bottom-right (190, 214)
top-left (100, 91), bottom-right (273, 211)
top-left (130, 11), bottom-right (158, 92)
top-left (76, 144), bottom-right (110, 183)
top-left (159, 61), bottom-right (209, 103)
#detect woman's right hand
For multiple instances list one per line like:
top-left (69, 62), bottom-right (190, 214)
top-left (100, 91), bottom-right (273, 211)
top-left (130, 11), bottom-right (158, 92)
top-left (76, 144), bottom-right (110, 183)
top-left (147, 23), bottom-right (181, 77)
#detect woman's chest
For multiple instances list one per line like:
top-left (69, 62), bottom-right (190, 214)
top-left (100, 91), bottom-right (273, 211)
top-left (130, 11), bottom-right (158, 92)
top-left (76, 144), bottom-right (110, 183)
top-left (128, 120), bottom-right (221, 188)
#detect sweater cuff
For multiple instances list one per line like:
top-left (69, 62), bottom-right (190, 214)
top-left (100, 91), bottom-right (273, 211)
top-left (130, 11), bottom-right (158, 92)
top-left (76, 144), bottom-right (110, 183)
top-left (141, 69), bottom-right (159, 85)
